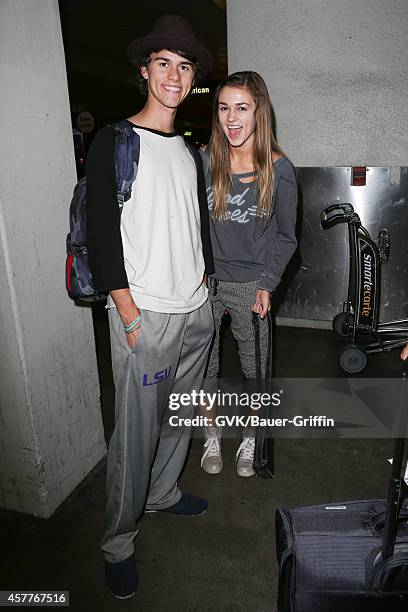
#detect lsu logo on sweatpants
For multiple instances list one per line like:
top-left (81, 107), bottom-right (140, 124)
top-left (142, 367), bottom-right (171, 387)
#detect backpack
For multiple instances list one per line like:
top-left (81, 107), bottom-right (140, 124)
top-left (65, 120), bottom-right (141, 302)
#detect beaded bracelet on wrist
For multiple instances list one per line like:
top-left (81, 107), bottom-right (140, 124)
top-left (124, 315), bottom-right (141, 333)
top-left (125, 322), bottom-right (141, 335)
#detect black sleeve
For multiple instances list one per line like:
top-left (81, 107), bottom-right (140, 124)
top-left (86, 127), bottom-right (129, 293)
top-left (187, 144), bottom-right (214, 275)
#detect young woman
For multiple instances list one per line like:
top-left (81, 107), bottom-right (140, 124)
top-left (200, 71), bottom-right (298, 477)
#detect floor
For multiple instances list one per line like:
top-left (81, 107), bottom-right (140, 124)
top-left (1, 305), bottom-right (405, 612)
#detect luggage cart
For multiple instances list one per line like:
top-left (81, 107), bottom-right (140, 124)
top-left (321, 203), bottom-right (408, 373)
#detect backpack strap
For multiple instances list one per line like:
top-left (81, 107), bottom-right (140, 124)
top-left (199, 146), bottom-right (211, 178)
top-left (185, 140), bottom-right (214, 275)
top-left (112, 120), bottom-right (141, 210)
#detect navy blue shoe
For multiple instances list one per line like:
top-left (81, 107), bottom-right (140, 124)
top-left (105, 555), bottom-right (137, 599)
top-left (159, 493), bottom-right (208, 517)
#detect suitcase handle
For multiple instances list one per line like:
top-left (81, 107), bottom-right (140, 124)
top-left (372, 508), bottom-right (408, 531)
top-left (253, 312), bottom-right (275, 478)
top-left (382, 359), bottom-right (408, 559)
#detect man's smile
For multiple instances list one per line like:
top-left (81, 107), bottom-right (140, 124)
top-left (162, 84), bottom-right (182, 93)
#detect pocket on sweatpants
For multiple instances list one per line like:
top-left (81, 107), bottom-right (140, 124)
top-left (128, 311), bottom-right (144, 354)
top-left (111, 307), bottom-right (143, 353)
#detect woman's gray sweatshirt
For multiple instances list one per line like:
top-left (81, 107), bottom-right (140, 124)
top-left (200, 149), bottom-right (298, 292)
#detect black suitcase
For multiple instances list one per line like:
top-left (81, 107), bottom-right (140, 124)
top-left (275, 362), bottom-right (408, 611)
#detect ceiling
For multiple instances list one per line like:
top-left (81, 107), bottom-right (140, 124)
top-left (58, 0), bottom-right (228, 136)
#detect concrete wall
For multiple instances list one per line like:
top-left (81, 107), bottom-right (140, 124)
top-left (227, 0), bottom-right (408, 166)
top-left (0, 0), bottom-right (106, 517)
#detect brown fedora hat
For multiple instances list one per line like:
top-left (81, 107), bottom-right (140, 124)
top-left (127, 14), bottom-right (214, 78)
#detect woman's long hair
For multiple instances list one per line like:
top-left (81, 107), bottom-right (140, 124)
top-left (209, 71), bottom-right (283, 221)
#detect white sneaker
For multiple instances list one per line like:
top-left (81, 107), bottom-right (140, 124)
top-left (201, 427), bottom-right (223, 474)
top-left (236, 437), bottom-right (255, 477)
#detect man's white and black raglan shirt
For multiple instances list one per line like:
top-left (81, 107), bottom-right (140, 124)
top-left (86, 122), bottom-right (214, 313)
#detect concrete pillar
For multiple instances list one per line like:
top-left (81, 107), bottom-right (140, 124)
top-left (0, 0), bottom-right (106, 517)
top-left (227, 0), bottom-right (408, 166)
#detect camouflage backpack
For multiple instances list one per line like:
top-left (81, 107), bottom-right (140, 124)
top-left (66, 121), bottom-right (140, 301)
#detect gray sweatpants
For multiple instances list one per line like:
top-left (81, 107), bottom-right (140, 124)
top-left (102, 299), bottom-right (214, 562)
top-left (206, 280), bottom-right (269, 380)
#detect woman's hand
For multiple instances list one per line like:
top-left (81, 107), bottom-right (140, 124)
top-left (251, 289), bottom-right (271, 319)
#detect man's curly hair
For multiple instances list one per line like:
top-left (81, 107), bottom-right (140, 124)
top-left (132, 48), bottom-right (203, 95)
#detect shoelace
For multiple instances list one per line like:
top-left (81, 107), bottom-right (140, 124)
top-left (236, 437), bottom-right (255, 462)
top-left (201, 436), bottom-right (221, 467)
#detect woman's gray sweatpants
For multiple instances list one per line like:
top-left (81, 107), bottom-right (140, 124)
top-left (206, 279), bottom-right (270, 381)
top-left (102, 299), bottom-right (214, 563)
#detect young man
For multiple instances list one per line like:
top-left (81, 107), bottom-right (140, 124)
top-left (86, 15), bottom-right (214, 599)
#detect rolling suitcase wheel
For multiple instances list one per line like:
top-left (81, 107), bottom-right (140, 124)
top-left (339, 344), bottom-right (367, 373)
